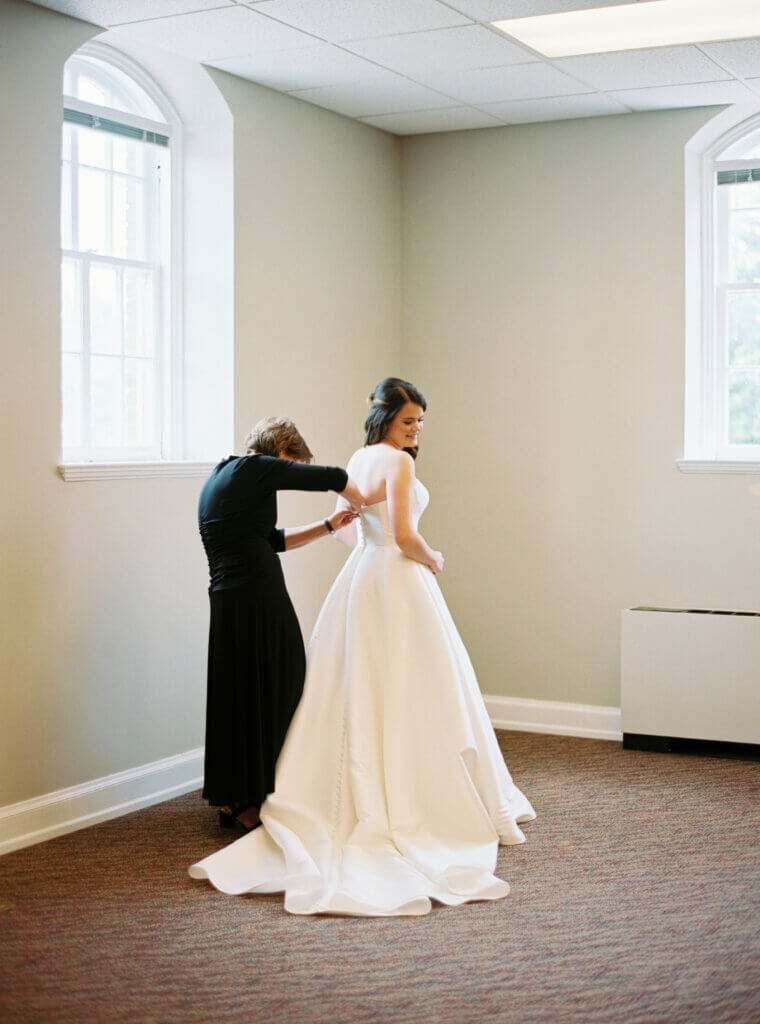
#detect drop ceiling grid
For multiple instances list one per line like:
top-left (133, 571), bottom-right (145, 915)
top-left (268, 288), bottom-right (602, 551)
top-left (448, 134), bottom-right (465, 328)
top-left (25, 0), bottom-right (760, 132)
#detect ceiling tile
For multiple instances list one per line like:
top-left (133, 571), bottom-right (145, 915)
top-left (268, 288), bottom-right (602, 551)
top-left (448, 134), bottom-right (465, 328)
top-left (555, 46), bottom-right (729, 92)
top-left (449, 0), bottom-right (645, 20)
top-left (109, 5), bottom-right (316, 61)
top-left (250, 0), bottom-right (470, 43)
top-left (36, 0), bottom-right (758, 135)
top-left (290, 74), bottom-right (456, 118)
top-left (344, 24), bottom-right (536, 76)
top-left (480, 92), bottom-right (628, 123)
top-left (361, 106), bottom-right (504, 135)
top-left (209, 45), bottom-right (383, 91)
top-left (609, 79), bottom-right (759, 112)
top-left (26, 0), bottom-right (232, 27)
top-left (701, 40), bottom-right (760, 80)
top-left (418, 61), bottom-right (586, 105)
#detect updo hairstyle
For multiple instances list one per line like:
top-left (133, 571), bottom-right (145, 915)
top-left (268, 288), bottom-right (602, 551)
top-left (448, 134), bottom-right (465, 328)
top-left (364, 377), bottom-right (426, 460)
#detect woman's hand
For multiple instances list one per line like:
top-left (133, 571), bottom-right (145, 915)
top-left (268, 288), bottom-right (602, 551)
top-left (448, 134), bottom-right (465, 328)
top-left (428, 551), bottom-right (444, 575)
top-left (340, 476), bottom-right (366, 511)
top-left (329, 508), bottom-right (359, 532)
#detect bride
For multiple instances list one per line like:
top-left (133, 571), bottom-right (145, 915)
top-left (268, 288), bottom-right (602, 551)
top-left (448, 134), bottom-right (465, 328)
top-left (189, 377), bottom-right (536, 916)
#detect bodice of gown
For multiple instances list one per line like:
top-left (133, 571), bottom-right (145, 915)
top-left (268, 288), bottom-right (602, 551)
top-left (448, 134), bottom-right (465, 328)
top-left (356, 478), bottom-right (429, 549)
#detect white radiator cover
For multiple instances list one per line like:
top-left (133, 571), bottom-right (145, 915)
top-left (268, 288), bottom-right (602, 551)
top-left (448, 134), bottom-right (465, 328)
top-left (620, 607), bottom-right (760, 745)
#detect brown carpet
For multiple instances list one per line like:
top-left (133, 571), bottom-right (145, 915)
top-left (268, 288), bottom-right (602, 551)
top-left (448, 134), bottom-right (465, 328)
top-left (1, 731), bottom-right (759, 1024)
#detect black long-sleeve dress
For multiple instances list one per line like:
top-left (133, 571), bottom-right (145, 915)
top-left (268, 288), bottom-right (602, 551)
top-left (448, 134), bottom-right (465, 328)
top-left (198, 453), bottom-right (348, 809)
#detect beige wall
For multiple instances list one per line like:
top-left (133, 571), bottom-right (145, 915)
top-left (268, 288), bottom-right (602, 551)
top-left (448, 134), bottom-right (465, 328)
top-left (0, 0), bottom-right (400, 807)
top-left (401, 110), bottom-right (760, 708)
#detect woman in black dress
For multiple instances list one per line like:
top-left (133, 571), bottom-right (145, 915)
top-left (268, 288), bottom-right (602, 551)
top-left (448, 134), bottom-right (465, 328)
top-left (198, 417), bottom-right (364, 830)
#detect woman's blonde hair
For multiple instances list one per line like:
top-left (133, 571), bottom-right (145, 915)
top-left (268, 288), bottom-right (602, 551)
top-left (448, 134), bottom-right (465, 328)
top-left (244, 417), bottom-right (313, 462)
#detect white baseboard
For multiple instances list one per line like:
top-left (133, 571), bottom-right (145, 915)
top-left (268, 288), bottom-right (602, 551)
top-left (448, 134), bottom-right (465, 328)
top-left (486, 694), bottom-right (622, 742)
top-left (0, 697), bottom-right (621, 857)
top-left (0, 747), bottom-right (203, 857)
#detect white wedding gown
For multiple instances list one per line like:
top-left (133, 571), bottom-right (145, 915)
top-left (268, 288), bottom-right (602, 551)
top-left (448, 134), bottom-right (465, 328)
top-left (189, 478), bottom-right (536, 916)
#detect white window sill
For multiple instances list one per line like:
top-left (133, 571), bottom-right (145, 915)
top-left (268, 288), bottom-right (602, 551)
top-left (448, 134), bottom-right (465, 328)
top-left (58, 461), bottom-right (216, 481)
top-left (676, 459), bottom-right (760, 474)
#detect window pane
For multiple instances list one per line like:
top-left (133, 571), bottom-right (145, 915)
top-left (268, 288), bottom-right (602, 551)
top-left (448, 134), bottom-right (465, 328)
top-left (78, 166), bottom-right (109, 255)
top-left (124, 358), bottom-right (156, 448)
top-left (728, 371), bottom-right (760, 444)
top-left (90, 355), bottom-right (122, 447)
top-left (728, 293), bottom-right (760, 366)
top-left (123, 268), bottom-right (155, 356)
top-left (90, 264), bottom-right (121, 354)
top-left (61, 259), bottom-right (82, 353)
top-left (78, 125), bottom-right (110, 170)
top-left (62, 353), bottom-right (82, 451)
top-left (113, 175), bottom-right (145, 261)
top-left (77, 73), bottom-right (108, 107)
top-left (112, 135), bottom-right (140, 176)
top-left (68, 56), bottom-right (165, 122)
top-left (727, 181), bottom-right (760, 209)
top-left (728, 210), bottom-right (760, 283)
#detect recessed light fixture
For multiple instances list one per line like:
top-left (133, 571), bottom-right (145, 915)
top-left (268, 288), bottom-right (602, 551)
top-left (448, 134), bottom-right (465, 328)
top-left (492, 0), bottom-right (760, 59)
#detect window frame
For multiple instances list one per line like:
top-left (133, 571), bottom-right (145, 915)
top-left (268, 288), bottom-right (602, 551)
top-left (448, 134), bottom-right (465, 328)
top-left (60, 42), bottom-right (185, 466)
top-left (681, 106), bottom-right (760, 473)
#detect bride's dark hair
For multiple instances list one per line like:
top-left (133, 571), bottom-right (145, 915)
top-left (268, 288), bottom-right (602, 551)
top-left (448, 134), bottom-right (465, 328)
top-left (364, 377), bottom-right (426, 460)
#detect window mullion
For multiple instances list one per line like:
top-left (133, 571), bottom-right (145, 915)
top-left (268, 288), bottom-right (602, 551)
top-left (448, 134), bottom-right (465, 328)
top-left (701, 169), bottom-right (718, 458)
top-left (69, 250), bottom-right (158, 272)
top-left (147, 147), bottom-right (165, 460)
top-left (81, 254), bottom-right (92, 454)
top-left (71, 127), bottom-right (79, 253)
top-left (714, 285), bottom-right (728, 456)
top-left (154, 152), bottom-right (168, 460)
top-left (157, 266), bottom-right (166, 460)
top-left (166, 140), bottom-right (181, 462)
top-left (107, 166), bottom-right (113, 260)
top-left (119, 265), bottom-right (126, 449)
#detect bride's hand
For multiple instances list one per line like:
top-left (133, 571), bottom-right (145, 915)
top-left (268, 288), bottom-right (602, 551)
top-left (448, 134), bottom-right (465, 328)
top-left (429, 551), bottom-right (444, 575)
top-left (329, 508), bottom-right (360, 531)
top-left (340, 477), bottom-right (367, 511)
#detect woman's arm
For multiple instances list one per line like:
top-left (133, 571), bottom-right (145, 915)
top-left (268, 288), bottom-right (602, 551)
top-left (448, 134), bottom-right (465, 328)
top-left (388, 454), bottom-right (444, 574)
top-left (258, 457), bottom-right (349, 494)
top-left (282, 508), bottom-right (359, 551)
top-left (332, 496), bottom-right (358, 549)
top-left (257, 456), bottom-right (365, 509)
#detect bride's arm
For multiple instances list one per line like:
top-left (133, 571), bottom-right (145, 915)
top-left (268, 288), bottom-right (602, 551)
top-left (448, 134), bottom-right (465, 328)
top-left (388, 453), bottom-right (444, 574)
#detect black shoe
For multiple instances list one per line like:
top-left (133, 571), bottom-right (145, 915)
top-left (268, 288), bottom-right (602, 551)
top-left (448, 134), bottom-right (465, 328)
top-left (219, 807), bottom-right (238, 828)
top-left (219, 804), bottom-right (259, 831)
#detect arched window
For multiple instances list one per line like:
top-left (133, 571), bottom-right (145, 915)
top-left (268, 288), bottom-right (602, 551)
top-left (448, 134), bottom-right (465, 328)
top-left (683, 107), bottom-right (760, 471)
top-left (61, 48), bottom-right (179, 462)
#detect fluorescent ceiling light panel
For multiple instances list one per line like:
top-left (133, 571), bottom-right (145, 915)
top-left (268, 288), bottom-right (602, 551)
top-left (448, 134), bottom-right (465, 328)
top-left (492, 0), bottom-right (760, 59)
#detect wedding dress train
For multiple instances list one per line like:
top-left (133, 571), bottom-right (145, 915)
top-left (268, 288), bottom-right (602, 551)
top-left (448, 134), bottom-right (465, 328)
top-left (189, 478), bottom-right (536, 916)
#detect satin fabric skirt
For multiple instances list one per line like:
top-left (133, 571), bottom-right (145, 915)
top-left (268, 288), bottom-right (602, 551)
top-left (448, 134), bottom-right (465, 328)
top-left (201, 574), bottom-right (305, 809)
top-left (191, 529), bottom-right (536, 916)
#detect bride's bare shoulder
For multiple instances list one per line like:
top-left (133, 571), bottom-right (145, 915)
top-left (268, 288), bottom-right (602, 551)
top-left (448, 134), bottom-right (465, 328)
top-left (351, 444), bottom-right (413, 468)
top-left (387, 447), bottom-right (415, 472)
